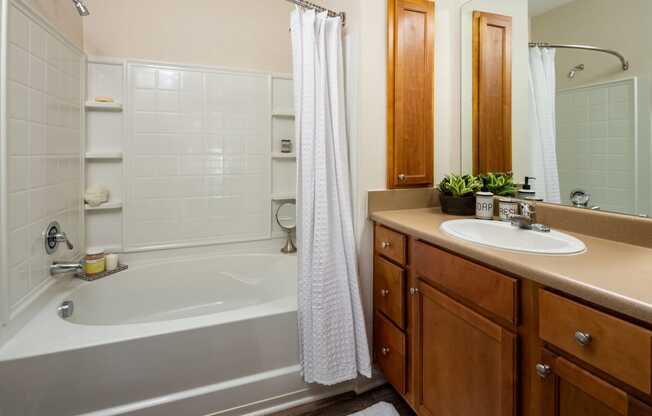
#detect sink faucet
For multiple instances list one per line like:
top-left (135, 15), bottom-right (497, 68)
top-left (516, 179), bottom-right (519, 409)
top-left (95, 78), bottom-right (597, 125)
top-left (50, 262), bottom-right (83, 276)
top-left (510, 202), bottom-right (550, 232)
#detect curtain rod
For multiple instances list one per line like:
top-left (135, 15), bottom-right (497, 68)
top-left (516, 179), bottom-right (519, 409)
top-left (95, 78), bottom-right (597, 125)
top-left (529, 42), bottom-right (629, 71)
top-left (285, 0), bottom-right (346, 25)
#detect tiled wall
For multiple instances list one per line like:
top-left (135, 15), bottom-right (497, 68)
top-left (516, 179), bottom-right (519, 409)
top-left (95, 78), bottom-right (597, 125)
top-left (126, 64), bottom-right (271, 249)
top-left (5, 3), bottom-right (84, 312)
top-left (556, 79), bottom-right (640, 214)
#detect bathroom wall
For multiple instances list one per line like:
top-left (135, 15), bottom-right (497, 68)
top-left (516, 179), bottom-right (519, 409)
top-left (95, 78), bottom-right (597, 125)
top-left (21, 0), bottom-right (84, 49)
top-left (1, 0), bottom-right (84, 342)
top-left (82, 0), bottom-right (294, 74)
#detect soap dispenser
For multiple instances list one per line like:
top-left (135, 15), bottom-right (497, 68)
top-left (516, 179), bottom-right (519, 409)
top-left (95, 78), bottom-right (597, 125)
top-left (518, 176), bottom-right (537, 199)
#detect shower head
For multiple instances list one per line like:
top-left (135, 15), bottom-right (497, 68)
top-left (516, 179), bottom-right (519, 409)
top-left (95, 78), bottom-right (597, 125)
top-left (568, 64), bottom-right (585, 79)
top-left (72, 0), bottom-right (89, 16)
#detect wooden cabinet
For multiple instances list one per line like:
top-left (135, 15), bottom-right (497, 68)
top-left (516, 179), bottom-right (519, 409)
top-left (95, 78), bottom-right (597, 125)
top-left (472, 11), bottom-right (512, 174)
top-left (387, 0), bottom-right (434, 188)
top-left (372, 222), bottom-right (652, 415)
top-left (415, 280), bottom-right (516, 416)
top-left (537, 349), bottom-right (652, 416)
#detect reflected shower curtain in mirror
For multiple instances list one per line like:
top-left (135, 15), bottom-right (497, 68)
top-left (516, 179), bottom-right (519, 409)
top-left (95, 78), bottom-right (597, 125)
top-left (290, 8), bottom-right (371, 385)
top-left (529, 47), bottom-right (561, 203)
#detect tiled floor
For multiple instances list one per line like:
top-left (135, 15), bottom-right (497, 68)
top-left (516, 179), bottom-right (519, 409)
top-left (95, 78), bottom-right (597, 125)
top-left (270, 385), bottom-right (415, 416)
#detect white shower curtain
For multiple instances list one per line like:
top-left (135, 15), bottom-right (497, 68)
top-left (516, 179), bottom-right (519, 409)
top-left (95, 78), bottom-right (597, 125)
top-left (290, 8), bottom-right (371, 385)
top-left (528, 47), bottom-right (561, 203)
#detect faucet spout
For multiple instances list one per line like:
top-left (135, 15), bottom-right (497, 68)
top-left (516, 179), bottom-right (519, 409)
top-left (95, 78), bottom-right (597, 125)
top-left (50, 262), bottom-right (83, 276)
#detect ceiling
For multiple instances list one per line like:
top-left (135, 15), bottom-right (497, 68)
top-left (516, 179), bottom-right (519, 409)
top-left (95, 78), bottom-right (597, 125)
top-left (529, 0), bottom-right (577, 16)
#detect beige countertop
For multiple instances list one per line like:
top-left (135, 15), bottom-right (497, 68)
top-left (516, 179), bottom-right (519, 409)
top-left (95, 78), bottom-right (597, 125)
top-left (371, 207), bottom-right (652, 325)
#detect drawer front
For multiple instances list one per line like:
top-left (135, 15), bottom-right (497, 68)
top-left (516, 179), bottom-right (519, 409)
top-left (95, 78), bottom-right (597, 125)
top-left (374, 255), bottom-right (406, 329)
top-left (539, 290), bottom-right (652, 394)
top-left (374, 311), bottom-right (407, 394)
top-left (375, 225), bottom-right (407, 266)
top-left (413, 240), bottom-right (517, 324)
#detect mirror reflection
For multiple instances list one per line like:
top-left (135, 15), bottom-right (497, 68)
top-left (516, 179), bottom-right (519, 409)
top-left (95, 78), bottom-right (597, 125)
top-left (461, 0), bottom-right (652, 217)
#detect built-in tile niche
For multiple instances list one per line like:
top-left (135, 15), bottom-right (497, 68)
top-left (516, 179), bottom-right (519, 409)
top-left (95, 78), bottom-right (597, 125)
top-left (4, 2), bottom-right (84, 315)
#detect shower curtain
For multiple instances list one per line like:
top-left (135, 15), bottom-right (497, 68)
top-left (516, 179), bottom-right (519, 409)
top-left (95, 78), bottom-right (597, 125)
top-left (290, 8), bottom-right (371, 385)
top-left (528, 47), bottom-right (561, 203)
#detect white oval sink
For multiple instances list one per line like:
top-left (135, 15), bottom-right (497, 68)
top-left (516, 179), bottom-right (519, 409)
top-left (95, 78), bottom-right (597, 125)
top-left (440, 219), bottom-right (586, 255)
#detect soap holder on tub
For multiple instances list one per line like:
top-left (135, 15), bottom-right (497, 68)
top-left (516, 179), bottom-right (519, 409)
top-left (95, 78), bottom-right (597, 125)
top-left (75, 264), bottom-right (128, 282)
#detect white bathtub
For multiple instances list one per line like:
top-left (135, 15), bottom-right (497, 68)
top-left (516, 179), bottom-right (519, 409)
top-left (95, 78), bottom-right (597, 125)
top-left (0, 249), bottom-right (354, 416)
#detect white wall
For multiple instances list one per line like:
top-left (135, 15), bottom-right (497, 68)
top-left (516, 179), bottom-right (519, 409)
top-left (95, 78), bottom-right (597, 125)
top-left (1, 0), bottom-right (84, 344)
top-left (22, 0), bottom-right (84, 49)
top-left (83, 0), bottom-right (294, 74)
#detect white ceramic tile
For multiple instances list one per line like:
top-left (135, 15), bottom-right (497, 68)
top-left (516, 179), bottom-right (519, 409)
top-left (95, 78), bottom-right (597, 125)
top-left (8, 119), bottom-right (29, 156)
top-left (29, 55), bottom-right (46, 91)
top-left (8, 192), bottom-right (28, 230)
top-left (157, 69), bottom-right (180, 90)
top-left (9, 263), bottom-right (30, 307)
top-left (9, 43), bottom-right (29, 85)
top-left (29, 89), bottom-right (46, 123)
top-left (9, 6), bottom-right (29, 50)
top-left (46, 33), bottom-right (61, 69)
top-left (8, 81), bottom-right (29, 120)
top-left (29, 21), bottom-right (46, 59)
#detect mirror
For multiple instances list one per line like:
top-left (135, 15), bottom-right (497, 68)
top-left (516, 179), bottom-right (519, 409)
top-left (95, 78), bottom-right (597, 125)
top-left (461, 0), bottom-right (652, 218)
top-left (275, 202), bottom-right (296, 254)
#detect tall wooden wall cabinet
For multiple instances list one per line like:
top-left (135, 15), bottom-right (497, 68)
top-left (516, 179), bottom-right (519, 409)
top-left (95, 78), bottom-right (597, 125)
top-left (472, 11), bottom-right (512, 174)
top-left (387, 0), bottom-right (435, 189)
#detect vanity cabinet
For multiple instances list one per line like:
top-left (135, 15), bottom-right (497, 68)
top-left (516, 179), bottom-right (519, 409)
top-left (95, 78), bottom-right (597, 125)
top-left (538, 349), bottom-right (652, 416)
top-left (372, 221), bottom-right (652, 416)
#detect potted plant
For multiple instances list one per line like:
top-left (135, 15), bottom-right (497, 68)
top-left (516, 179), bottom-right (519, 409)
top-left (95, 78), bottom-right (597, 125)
top-left (480, 172), bottom-right (518, 197)
top-left (437, 174), bottom-right (483, 215)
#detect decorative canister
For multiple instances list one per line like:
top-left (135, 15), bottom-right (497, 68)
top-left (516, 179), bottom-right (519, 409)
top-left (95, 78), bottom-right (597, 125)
top-left (281, 139), bottom-right (293, 153)
top-left (475, 192), bottom-right (494, 220)
top-left (84, 249), bottom-right (106, 276)
top-left (498, 198), bottom-right (519, 222)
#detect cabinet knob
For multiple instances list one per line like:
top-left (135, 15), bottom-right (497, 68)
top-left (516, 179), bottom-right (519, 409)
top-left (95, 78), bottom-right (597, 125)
top-left (381, 346), bottom-right (390, 356)
top-left (381, 241), bottom-right (391, 249)
top-left (398, 174), bottom-right (406, 182)
top-left (574, 331), bottom-right (592, 346)
top-left (535, 363), bottom-right (551, 379)
top-left (409, 287), bottom-right (419, 296)
top-left (380, 289), bottom-right (390, 297)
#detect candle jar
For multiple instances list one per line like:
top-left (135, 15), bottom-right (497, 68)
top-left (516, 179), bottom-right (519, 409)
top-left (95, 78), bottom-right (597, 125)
top-left (498, 198), bottom-right (519, 222)
top-left (475, 192), bottom-right (494, 220)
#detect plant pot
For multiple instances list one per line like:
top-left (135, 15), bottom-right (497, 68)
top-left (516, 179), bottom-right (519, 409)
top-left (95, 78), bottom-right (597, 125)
top-left (439, 194), bottom-right (476, 216)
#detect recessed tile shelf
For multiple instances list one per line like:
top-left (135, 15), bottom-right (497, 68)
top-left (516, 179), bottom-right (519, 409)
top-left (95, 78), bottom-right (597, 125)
top-left (85, 201), bottom-right (123, 212)
top-left (85, 101), bottom-right (123, 111)
top-left (271, 193), bottom-right (296, 201)
top-left (272, 152), bottom-right (297, 159)
top-left (85, 152), bottom-right (123, 161)
top-left (272, 110), bottom-right (295, 118)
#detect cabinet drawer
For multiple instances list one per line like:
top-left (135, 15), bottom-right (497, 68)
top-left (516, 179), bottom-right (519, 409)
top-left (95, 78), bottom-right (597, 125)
top-left (413, 240), bottom-right (517, 324)
top-left (374, 255), bottom-right (406, 329)
top-left (539, 290), bottom-right (652, 394)
top-left (374, 311), bottom-right (406, 394)
top-left (375, 225), bottom-right (407, 266)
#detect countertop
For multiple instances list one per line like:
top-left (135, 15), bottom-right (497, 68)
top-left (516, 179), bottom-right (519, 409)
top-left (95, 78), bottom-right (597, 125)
top-left (371, 207), bottom-right (652, 325)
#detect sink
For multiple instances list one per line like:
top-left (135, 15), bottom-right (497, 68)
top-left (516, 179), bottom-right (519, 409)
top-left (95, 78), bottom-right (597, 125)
top-left (440, 219), bottom-right (586, 255)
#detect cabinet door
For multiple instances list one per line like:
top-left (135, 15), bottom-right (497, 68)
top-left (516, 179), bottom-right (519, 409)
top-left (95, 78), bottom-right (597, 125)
top-left (537, 349), bottom-right (652, 416)
top-left (387, 0), bottom-right (434, 188)
top-left (416, 281), bottom-right (516, 416)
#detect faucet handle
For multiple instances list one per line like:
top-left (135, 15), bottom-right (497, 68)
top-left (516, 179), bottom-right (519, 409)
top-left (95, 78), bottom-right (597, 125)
top-left (55, 231), bottom-right (74, 250)
top-left (44, 221), bottom-right (75, 254)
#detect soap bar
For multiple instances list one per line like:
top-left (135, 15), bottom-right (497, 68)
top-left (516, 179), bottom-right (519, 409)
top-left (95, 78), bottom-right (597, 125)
top-left (95, 96), bottom-right (114, 103)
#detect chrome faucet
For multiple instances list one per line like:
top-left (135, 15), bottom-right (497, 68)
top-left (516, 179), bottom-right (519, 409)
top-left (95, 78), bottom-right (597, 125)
top-left (50, 262), bottom-right (83, 276)
top-left (510, 202), bottom-right (550, 232)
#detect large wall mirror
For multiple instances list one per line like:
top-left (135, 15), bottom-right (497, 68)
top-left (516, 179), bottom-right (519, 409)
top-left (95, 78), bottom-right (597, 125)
top-left (461, 0), bottom-right (652, 218)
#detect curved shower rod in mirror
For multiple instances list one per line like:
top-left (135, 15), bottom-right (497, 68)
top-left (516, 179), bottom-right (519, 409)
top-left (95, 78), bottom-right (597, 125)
top-left (528, 42), bottom-right (630, 71)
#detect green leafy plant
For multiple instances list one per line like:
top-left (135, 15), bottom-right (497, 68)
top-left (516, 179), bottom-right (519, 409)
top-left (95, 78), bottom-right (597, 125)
top-left (437, 174), bottom-right (482, 198)
top-left (480, 172), bottom-right (518, 196)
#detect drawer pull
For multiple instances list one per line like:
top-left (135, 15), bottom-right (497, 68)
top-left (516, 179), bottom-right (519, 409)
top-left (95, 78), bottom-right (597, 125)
top-left (398, 174), bottom-right (406, 182)
top-left (381, 241), bottom-right (391, 249)
top-left (575, 331), bottom-right (592, 346)
top-left (380, 289), bottom-right (390, 297)
top-left (381, 346), bottom-right (390, 355)
top-left (535, 363), bottom-right (551, 379)
top-left (409, 287), bottom-right (419, 296)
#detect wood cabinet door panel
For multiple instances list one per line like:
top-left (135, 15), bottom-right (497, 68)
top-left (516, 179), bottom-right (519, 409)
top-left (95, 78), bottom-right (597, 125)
top-left (416, 281), bottom-right (516, 416)
top-left (387, 0), bottom-right (434, 188)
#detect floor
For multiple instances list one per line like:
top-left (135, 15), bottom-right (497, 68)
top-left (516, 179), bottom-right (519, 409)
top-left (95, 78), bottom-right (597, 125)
top-left (270, 385), bottom-right (415, 416)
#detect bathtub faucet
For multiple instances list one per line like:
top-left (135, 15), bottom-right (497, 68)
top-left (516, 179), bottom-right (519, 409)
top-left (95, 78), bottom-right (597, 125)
top-left (50, 262), bottom-right (83, 276)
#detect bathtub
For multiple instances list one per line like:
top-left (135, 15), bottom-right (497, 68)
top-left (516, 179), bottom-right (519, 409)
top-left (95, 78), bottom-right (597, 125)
top-left (0, 249), bottom-right (354, 416)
